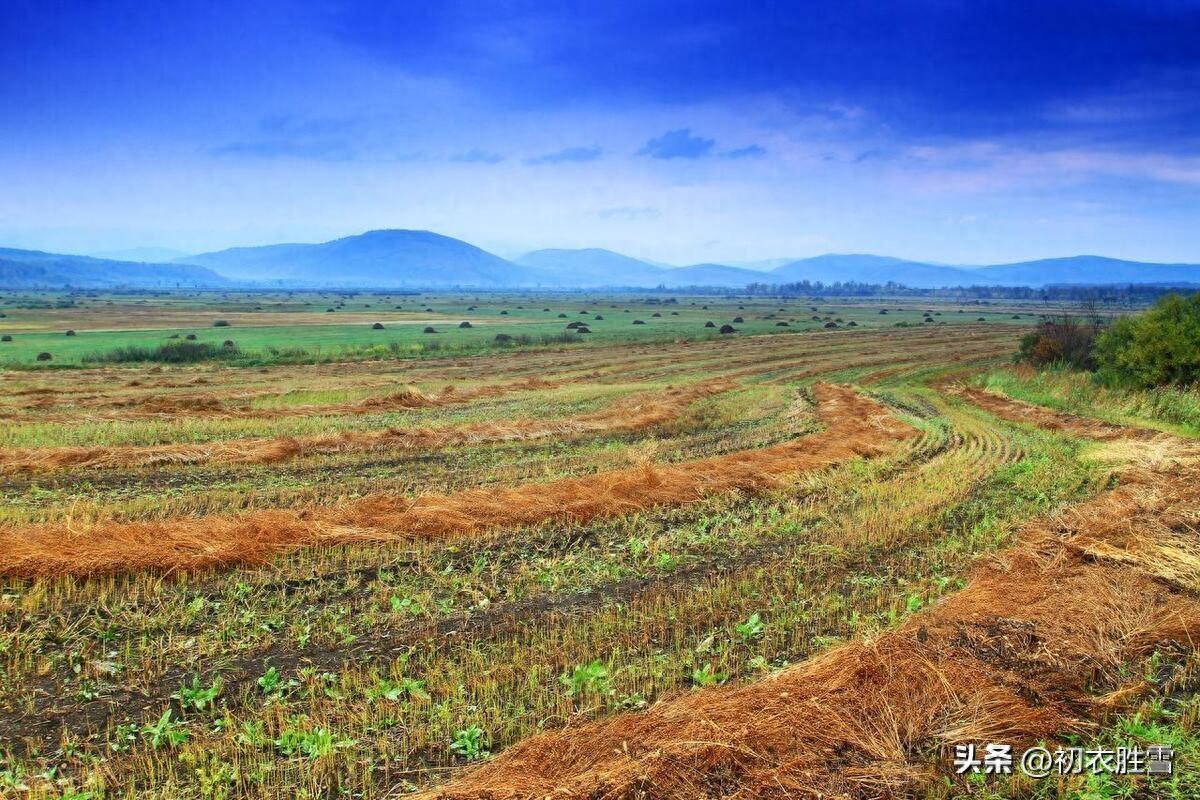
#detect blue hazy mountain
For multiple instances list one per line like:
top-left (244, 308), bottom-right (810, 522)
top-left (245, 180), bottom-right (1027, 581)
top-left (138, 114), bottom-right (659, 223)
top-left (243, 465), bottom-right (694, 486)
top-left (969, 255), bottom-right (1200, 287)
top-left (0, 247), bottom-right (228, 289)
top-left (180, 229), bottom-right (545, 287)
top-left (516, 249), bottom-right (772, 288)
top-left (662, 263), bottom-right (768, 287)
top-left (514, 248), bottom-right (667, 286)
top-left (90, 246), bottom-right (192, 263)
top-left (771, 253), bottom-right (1200, 288)
top-left (770, 254), bottom-right (971, 287)
top-left (728, 257), bottom-right (802, 270)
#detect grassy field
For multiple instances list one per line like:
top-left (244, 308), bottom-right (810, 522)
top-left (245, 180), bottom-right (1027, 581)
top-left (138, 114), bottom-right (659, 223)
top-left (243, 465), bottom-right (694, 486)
top-left (0, 292), bottom-right (1196, 800)
top-left (0, 290), bottom-right (1044, 367)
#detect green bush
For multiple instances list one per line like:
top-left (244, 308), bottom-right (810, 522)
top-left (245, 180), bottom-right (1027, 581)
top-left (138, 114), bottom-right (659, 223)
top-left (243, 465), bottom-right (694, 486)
top-left (1094, 293), bottom-right (1200, 388)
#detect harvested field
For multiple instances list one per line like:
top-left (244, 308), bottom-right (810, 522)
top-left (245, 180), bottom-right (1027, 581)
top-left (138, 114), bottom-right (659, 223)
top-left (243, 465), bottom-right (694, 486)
top-left (421, 454), bottom-right (1200, 800)
top-left (2, 293), bottom-right (1194, 800)
top-left (0, 383), bottom-right (912, 575)
top-left (0, 380), bottom-right (733, 471)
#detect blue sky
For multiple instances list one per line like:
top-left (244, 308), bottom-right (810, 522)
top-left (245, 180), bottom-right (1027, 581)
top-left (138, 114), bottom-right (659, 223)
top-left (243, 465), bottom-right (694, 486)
top-left (1, 0), bottom-right (1198, 264)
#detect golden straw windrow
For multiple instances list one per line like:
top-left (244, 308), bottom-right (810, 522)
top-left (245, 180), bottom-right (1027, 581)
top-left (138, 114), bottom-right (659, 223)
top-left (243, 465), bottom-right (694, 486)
top-left (0, 383), bottom-right (914, 576)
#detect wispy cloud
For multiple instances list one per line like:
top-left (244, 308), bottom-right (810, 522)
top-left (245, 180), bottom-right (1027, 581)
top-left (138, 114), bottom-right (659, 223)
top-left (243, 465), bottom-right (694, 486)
top-left (209, 139), bottom-right (355, 161)
top-left (723, 144), bottom-right (766, 159)
top-left (891, 142), bottom-right (1200, 194)
top-left (526, 145), bottom-right (603, 165)
top-left (638, 129), bottom-right (714, 159)
top-left (451, 148), bottom-right (505, 164)
top-left (209, 114), bottom-right (358, 161)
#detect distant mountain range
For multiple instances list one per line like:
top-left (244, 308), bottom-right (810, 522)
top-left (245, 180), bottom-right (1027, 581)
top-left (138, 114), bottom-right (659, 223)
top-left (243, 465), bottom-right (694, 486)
top-left (770, 254), bottom-right (971, 287)
top-left (515, 248), bottom-right (1200, 289)
top-left (0, 247), bottom-right (227, 289)
top-left (1, 230), bottom-right (1197, 290)
top-left (511, 249), bottom-right (766, 288)
top-left (89, 246), bottom-right (192, 263)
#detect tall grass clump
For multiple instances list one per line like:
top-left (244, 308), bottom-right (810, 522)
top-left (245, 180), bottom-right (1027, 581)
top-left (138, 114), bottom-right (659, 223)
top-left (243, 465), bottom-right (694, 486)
top-left (984, 366), bottom-right (1200, 434)
top-left (82, 340), bottom-right (240, 365)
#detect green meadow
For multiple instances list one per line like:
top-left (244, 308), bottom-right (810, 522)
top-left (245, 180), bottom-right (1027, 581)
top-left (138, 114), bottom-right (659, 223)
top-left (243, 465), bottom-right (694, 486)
top-left (0, 291), bottom-right (1036, 366)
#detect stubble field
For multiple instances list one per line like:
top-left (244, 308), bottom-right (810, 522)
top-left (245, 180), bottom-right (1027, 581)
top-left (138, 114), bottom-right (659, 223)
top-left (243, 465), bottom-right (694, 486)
top-left (0, 292), bottom-right (1196, 800)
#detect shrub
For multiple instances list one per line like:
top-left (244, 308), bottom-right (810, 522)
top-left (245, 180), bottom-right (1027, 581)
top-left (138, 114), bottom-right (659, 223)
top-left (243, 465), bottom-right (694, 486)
top-left (632, 320), bottom-right (645, 325)
top-left (185, 333), bottom-right (197, 340)
top-left (423, 326), bottom-right (438, 333)
top-left (775, 321), bottom-right (789, 327)
top-left (0, 335), bottom-right (11, 342)
top-left (65, 329), bottom-right (76, 336)
top-left (493, 333), bottom-right (513, 344)
top-left (222, 339), bottom-right (235, 348)
top-left (212, 320), bottom-right (230, 327)
top-left (719, 324), bottom-right (736, 334)
top-left (458, 321), bottom-right (472, 328)
top-left (1094, 292), bottom-right (1200, 388)
top-left (704, 321), bottom-right (715, 328)
top-left (824, 322), bottom-right (838, 328)
top-left (36, 351), bottom-right (52, 361)
top-left (1017, 316), bottom-right (1100, 370)
top-left (733, 316), bottom-right (744, 323)
top-left (372, 322), bottom-right (385, 330)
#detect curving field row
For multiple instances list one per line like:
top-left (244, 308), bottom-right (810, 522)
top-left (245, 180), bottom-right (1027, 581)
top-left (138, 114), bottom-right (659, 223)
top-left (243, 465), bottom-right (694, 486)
top-left (0, 384), bottom-right (914, 576)
top-left (0, 380), bottom-right (735, 472)
top-left (419, 399), bottom-right (1200, 800)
